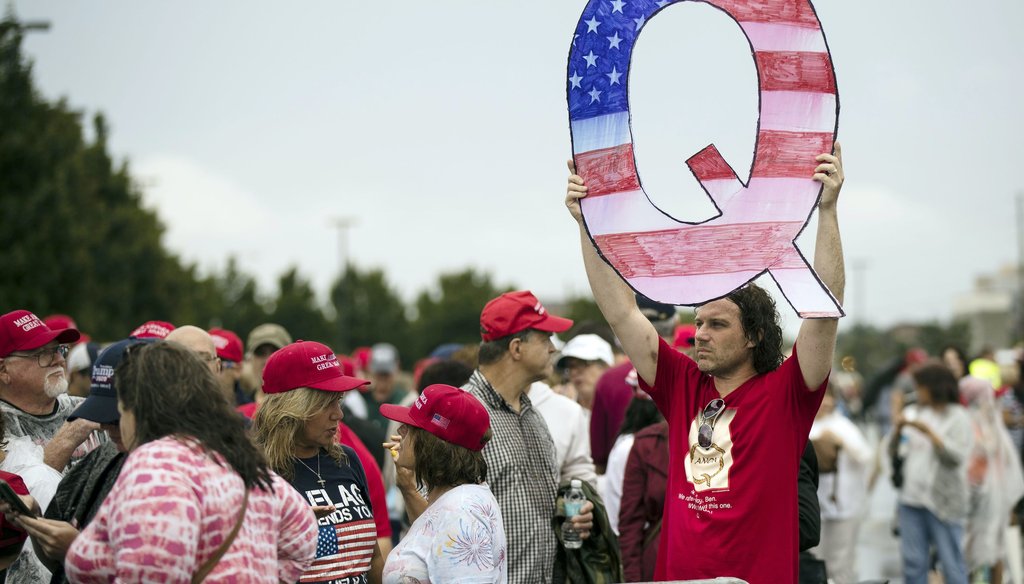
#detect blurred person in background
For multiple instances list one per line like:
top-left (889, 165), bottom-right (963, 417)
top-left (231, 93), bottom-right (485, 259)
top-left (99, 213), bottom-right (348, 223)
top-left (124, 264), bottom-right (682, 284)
top-left (380, 384), bottom-right (506, 582)
top-left (241, 323), bottom-right (292, 407)
top-left (210, 327), bottom-right (250, 407)
top-left (602, 372), bottom-right (663, 537)
top-left (165, 325), bottom-right (221, 376)
top-left (957, 371), bottom-right (1024, 583)
top-left (891, 361), bottom-right (973, 584)
top-left (62, 341), bottom-right (318, 581)
top-left (556, 334), bottom-right (613, 414)
top-left (362, 343), bottom-right (410, 469)
top-left (808, 382), bottom-right (872, 584)
top-left (64, 342), bottom-right (99, 399)
top-left (253, 340), bottom-right (384, 584)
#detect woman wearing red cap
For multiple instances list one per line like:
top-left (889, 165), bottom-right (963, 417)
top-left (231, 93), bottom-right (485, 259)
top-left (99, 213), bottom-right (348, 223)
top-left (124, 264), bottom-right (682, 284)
top-left (379, 384), bottom-right (507, 583)
top-left (252, 340), bottom-right (385, 584)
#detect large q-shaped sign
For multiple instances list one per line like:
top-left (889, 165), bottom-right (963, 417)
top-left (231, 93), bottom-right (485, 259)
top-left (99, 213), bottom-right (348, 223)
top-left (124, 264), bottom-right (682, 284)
top-left (568, 0), bottom-right (843, 318)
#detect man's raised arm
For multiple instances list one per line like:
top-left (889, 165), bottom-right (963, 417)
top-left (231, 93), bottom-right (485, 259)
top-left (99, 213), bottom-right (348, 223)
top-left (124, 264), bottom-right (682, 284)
top-left (795, 141), bottom-right (846, 389)
top-left (566, 160), bottom-right (660, 386)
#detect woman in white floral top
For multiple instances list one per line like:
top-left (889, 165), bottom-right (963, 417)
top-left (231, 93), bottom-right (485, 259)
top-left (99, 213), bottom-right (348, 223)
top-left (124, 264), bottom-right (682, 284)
top-left (379, 384), bottom-right (507, 584)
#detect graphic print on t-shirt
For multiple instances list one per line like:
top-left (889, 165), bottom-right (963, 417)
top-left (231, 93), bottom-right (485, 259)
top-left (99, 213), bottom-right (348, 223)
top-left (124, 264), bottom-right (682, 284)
top-left (684, 408), bottom-right (736, 492)
top-left (294, 451), bottom-right (377, 584)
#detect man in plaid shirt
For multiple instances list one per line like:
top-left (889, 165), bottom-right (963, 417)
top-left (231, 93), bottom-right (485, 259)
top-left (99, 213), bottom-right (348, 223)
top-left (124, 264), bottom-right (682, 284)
top-left (464, 291), bottom-right (595, 584)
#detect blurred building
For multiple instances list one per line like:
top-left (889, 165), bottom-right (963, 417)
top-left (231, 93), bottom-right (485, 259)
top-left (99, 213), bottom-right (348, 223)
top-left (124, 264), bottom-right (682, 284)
top-left (953, 264), bottom-right (1019, 354)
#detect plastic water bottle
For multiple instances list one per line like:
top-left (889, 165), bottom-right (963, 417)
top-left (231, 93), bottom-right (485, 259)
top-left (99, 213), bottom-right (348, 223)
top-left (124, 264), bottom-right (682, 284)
top-left (561, 479), bottom-right (586, 549)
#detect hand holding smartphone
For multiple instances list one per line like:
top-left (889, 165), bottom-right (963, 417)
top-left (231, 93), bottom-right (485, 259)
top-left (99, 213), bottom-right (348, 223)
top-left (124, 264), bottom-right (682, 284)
top-left (0, 481), bottom-right (37, 518)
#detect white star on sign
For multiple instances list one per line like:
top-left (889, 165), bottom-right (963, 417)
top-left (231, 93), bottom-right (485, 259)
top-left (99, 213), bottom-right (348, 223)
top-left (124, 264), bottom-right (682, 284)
top-left (610, 0), bottom-right (625, 13)
top-left (569, 71), bottom-right (583, 89)
top-left (634, 15), bottom-right (645, 30)
top-left (588, 87), bottom-right (602, 104)
top-left (656, 0), bottom-right (670, 6)
top-left (583, 51), bottom-right (598, 68)
top-left (585, 16), bottom-right (601, 33)
top-left (606, 66), bottom-right (622, 85)
top-left (607, 32), bottom-right (622, 50)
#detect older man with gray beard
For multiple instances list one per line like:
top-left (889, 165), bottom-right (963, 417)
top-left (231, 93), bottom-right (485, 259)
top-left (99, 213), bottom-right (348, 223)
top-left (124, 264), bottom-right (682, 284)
top-left (0, 311), bottom-right (98, 473)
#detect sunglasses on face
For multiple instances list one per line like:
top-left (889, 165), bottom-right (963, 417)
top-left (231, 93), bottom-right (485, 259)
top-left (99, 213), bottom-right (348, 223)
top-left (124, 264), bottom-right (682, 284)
top-left (697, 398), bottom-right (725, 449)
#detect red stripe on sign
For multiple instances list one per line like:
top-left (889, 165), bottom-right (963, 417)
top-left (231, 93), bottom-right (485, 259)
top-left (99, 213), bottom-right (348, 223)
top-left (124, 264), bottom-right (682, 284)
top-left (752, 130), bottom-right (832, 178)
top-left (576, 144), bottom-right (640, 197)
top-left (711, 0), bottom-right (821, 28)
top-left (595, 221), bottom-right (805, 278)
top-left (756, 51), bottom-right (836, 93)
top-left (687, 144), bottom-right (738, 182)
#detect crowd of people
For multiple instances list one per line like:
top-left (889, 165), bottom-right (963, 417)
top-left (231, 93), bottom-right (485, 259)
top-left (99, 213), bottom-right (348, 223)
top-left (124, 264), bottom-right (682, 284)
top-left (3, 144), bottom-right (1020, 584)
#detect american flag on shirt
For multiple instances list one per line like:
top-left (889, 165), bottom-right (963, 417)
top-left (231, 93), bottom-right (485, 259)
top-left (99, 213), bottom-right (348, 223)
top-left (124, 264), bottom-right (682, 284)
top-left (300, 519), bottom-right (376, 583)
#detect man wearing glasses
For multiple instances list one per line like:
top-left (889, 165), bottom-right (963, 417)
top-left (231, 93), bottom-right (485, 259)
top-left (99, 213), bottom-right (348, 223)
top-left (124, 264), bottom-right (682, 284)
top-left (565, 145), bottom-right (846, 583)
top-left (165, 325), bottom-right (221, 375)
top-left (0, 310), bottom-right (101, 476)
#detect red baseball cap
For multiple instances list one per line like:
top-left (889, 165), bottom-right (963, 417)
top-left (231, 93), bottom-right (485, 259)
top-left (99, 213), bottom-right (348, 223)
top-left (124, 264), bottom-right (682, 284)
top-left (209, 328), bottom-right (244, 363)
top-left (43, 315), bottom-right (90, 345)
top-left (380, 384), bottom-right (491, 451)
top-left (262, 340), bottom-right (369, 395)
top-left (130, 320), bottom-right (176, 339)
top-left (480, 291), bottom-right (573, 342)
top-left (673, 324), bottom-right (697, 348)
top-left (0, 310), bottom-right (80, 358)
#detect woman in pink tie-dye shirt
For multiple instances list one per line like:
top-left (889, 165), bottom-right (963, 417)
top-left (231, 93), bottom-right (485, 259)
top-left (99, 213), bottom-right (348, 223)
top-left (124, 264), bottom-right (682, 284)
top-left (65, 341), bottom-right (318, 582)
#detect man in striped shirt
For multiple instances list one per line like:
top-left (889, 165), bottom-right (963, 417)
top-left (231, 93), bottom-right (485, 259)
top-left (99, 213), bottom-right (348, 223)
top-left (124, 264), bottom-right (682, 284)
top-left (464, 291), bottom-right (594, 584)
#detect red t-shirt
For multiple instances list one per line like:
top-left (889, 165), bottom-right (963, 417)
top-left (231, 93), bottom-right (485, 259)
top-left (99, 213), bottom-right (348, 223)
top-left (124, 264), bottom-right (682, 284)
top-left (639, 338), bottom-right (825, 584)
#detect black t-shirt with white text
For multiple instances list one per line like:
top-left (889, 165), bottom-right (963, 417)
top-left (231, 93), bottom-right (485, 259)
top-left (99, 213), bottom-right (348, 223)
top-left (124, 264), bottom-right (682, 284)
top-left (290, 446), bottom-right (377, 584)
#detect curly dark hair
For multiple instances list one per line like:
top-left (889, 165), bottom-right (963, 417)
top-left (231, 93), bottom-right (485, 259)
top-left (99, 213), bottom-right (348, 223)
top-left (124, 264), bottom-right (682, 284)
top-left (116, 341), bottom-right (275, 491)
top-left (411, 426), bottom-right (490, 492)
top-left (723, 284), bottom-right (784, 374)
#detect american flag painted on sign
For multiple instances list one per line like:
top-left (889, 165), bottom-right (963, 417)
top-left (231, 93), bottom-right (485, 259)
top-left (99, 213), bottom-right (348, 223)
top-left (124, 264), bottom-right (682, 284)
top-left (300, 519), bottom-right (376, 583)
top-left (567, 0), bottom-right (843, 318)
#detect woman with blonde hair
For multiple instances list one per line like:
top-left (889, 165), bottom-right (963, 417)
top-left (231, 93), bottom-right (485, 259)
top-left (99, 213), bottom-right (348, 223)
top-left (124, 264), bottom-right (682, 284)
top-left (62, 341), bottom-right (318, 582)
top-left (253, 340), bottom-right (384, 584)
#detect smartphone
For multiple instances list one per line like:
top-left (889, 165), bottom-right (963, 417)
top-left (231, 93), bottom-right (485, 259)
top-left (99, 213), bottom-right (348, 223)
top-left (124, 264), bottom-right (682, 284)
top-left (0, 481), bottom-right (36, 518)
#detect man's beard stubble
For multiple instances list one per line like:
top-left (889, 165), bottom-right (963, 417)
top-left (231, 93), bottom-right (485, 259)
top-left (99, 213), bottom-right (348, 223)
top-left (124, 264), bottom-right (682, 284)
top-left (43, 368), bottom-right (69, 399)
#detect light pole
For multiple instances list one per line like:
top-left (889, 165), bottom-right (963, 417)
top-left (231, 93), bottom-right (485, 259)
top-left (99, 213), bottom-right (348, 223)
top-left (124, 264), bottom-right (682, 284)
top-left (329, 217), bottom-right (357, 352)
top-left (330, 216), bottom-right (357, 273)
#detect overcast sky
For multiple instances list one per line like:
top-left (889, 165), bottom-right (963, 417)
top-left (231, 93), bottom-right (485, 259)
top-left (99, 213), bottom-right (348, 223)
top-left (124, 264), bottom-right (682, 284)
top-left (12, 1), bottom-right (1024, 337)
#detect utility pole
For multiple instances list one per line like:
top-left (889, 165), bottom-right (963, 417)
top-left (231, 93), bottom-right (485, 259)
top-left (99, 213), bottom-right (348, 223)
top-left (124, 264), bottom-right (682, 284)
top-left (329, 217), bottom-right (357, 352)
top-left (330, 216), bottom-right (357, 273)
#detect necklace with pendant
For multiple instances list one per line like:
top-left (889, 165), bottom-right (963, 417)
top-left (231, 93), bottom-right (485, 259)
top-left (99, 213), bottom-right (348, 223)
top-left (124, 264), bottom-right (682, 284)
top-left (295, 452), bottom-right (326, 488)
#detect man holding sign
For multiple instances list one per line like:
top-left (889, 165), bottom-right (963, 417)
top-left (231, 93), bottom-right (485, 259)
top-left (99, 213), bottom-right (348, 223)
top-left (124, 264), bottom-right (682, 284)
top-left (565, 144), bottom-right (845, 583)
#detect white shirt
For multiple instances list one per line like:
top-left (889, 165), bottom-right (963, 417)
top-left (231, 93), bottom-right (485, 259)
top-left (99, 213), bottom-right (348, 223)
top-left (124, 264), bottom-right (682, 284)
top-left (528, 382), bottom-right (598, 488)
top-left (382, 484), bottom-right (507, 583)
top-left (808, 412), bottom-right (872, 519)
top-left (597, 433), bottom-right (634, 534)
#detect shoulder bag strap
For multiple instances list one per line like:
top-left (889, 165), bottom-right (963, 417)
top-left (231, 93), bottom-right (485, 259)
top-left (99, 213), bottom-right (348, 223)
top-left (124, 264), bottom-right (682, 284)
top-left (192, 489), bottom-right (249, 583)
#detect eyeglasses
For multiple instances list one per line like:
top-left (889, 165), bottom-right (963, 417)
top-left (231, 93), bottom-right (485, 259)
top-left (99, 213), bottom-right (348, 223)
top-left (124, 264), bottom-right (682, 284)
top-left (697, 398), bottom-right (725, 449)
top-left (6, 344), bottom-right (69, 368)
top-left (196, 352), bottom-right (222, 372)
